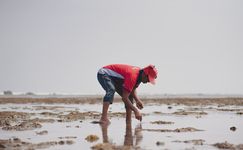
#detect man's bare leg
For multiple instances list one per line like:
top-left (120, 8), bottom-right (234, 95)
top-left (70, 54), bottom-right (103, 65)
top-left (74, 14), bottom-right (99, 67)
top-left (125, 95), bottom-right (134, 124)
top-left (125, 105), bottom-right (132, 124)
top-left (99, 101), bottom-right (111, 124)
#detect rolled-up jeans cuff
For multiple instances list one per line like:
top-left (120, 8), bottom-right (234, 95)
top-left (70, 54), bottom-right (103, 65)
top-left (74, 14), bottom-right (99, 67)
top-left (103, 97), bottom-right (113, 104)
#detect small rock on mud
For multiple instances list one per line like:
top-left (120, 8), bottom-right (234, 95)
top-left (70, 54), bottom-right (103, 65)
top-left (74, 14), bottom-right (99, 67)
top-left (85, 135), bottom-right (99, 142)
top-left (156, 141), bottom-right (165, 146)
top-left (36, 130), bottom-right (48, 135)
top-left (230, 126), bottom-right (237, 131)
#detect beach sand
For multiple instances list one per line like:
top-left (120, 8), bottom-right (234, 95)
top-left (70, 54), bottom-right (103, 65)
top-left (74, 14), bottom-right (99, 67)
top-left (0, 96), bottom-right (243, 149)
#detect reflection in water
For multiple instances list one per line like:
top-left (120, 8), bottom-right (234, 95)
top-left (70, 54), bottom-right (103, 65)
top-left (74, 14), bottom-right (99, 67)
top-left (124, 122), bottom-right (133, 146)
top-left (100, 123), bottom-right (109, 143)
top-left (99, 122), bottom-right (143, 147)
top-left (134, 124), bottom-right (143, 146)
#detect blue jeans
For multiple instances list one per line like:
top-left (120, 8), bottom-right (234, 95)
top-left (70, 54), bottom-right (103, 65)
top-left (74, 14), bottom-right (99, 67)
top-left (97, 73), bottom-right (116, 104)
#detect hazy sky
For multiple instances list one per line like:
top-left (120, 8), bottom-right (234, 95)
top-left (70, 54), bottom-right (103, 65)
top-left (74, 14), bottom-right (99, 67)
top-left (0, 0), bottom-right (243, 95)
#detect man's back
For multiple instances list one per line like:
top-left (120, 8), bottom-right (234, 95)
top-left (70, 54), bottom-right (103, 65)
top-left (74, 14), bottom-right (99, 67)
top-left (101, 64), bottom-right (140, 93)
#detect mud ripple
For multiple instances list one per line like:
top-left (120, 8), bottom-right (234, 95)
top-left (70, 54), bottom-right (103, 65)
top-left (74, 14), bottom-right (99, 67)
top-left (143, 127), bottom-right (203, 132)
top-left (173, 139), bottom-right (205, 145)
top-left (0, 111), bottom-right (30, 127)
top-left (172, 111), bottom-right (208, 116)
top-left (150, 120), bottom-right (174, 124)
top-left (0, 138), bottom-right (75, 149)
top-left (2, 121), bottom-right (42, 131)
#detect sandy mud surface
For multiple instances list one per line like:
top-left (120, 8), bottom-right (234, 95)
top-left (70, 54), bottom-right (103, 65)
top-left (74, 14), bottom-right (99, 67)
top-left (0, 96), bottom-right (243, 149)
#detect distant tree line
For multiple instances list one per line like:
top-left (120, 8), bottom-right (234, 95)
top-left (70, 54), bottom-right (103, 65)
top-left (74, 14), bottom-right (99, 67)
top-left (3, 90), bottom-right (13, 95)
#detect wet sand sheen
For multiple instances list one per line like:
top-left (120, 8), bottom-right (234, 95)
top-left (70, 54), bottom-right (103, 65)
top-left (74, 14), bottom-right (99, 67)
top-left (0, 96), bottom-right (243, 149)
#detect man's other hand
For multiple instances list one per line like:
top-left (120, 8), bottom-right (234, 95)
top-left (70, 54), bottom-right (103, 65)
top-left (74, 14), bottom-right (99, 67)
top-left (136, 100), bottom-right (144, 110)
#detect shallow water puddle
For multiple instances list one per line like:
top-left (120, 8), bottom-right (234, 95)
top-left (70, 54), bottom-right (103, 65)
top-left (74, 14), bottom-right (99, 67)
top-left (0, 103), bottom-right (243, 150)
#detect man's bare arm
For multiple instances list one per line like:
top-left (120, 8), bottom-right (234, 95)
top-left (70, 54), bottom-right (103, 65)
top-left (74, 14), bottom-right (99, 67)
top-left (131, 89), bottom-right (144, 109)
top-left (122, 89), bottom-right (142, 121)
top-left (131, 89), bottom-right (139, 102)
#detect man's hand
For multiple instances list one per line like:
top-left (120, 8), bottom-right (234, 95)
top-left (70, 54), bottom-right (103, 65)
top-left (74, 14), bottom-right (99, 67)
top-left (136, 100), bottom-right (144, 110)
top-left (134, 110), bottom-right (142, 121)
top-left (122, 89), bottom-right (142, 122)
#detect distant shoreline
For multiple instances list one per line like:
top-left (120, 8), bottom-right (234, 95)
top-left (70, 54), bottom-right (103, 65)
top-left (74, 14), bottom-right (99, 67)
top-left (0, 93), bottom-right (243, 99)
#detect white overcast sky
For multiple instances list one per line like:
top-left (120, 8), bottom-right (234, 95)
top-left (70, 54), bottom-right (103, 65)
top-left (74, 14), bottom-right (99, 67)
top-left (0, 0), bottom-right (243, 95)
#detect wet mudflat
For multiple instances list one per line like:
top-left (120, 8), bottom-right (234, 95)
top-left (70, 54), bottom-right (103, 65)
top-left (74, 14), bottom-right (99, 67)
top-left (0, 96), bottom-right (243, 150)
